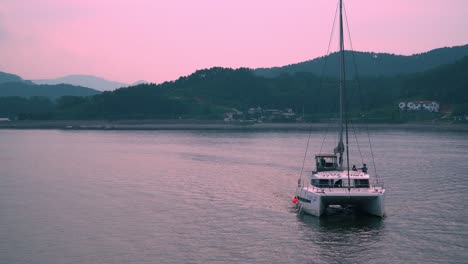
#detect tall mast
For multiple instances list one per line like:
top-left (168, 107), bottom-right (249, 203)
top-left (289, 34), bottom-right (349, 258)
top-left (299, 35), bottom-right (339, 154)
top-left (337, 0), bottom-right (346, 170)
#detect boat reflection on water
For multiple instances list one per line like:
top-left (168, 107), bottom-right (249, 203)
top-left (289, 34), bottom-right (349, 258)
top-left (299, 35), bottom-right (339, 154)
top-left (297, 206), bottom-right (384, 230)
top-left (294, 208), bottom-right (385, 262)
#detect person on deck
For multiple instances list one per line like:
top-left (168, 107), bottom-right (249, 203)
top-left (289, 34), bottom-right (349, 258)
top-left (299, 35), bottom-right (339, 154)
top-left (352, 165), bottom-right (357, 171)
top-left (334, 179), bottom-right (343, 187)
top-left (361, 164), bottom-right (368, 173)
top-left (320, 157), bottom-right (326, 168)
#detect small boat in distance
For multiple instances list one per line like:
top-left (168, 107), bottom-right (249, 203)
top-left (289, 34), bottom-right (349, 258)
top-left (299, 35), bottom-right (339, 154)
top-left (294, 0), bottom-right (385, 217)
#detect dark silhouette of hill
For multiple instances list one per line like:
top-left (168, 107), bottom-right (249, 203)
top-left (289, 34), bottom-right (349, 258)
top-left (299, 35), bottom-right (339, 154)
top-left (0, 82), bottom-right (101, 100)
top-left (0, 71), bottom-right (33, 84)
top-left (254, 44), bottom-right (468, 78)
top-left (49, 56), bottom-right (467, 120)
top-left (402, 56), bottom-right (468, 105)
top-left (0, 96), bottom-right (55, 119)
top-left (1, 52), bottom-right (466, 121)
top-left (51, 83), bottom-right (188, 119)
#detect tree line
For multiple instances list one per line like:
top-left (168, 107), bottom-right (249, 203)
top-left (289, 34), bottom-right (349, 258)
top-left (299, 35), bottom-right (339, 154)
top-left (1, 56), bottom-right (467, 121)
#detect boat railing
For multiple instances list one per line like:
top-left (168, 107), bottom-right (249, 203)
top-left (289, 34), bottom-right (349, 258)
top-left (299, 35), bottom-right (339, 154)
top-left (309, 186), bottom-right (382, 193)
top-left (372, 179), bottom-right (385, 188)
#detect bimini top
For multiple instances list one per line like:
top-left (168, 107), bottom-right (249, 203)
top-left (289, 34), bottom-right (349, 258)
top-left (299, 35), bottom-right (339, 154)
top-left (315, 154), bottom-right (338, 172)
top-left (315, 154), bottom-right (337, 158)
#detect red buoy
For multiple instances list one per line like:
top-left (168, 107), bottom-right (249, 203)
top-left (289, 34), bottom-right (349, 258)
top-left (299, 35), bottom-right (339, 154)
top-left (292, 196), bottom-right (298, 204)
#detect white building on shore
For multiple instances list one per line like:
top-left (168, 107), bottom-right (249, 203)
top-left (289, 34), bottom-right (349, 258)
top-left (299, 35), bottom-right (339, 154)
top-left (398, 101), bottom-right (440, 112)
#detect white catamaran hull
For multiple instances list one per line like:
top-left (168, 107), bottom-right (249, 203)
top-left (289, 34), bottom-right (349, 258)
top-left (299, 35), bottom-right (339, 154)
top-left (296, 188), bottom-right (385, 217)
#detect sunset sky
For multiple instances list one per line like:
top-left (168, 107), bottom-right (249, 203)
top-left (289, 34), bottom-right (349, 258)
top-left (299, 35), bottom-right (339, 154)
top-left (0, 0), bottom-right (467, 83)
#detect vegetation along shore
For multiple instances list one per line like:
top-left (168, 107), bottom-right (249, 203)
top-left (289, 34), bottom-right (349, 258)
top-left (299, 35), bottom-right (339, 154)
top-left (0, 119), bottom-right (467, 132)
top-left (0, 45), bottom-right (467, 124)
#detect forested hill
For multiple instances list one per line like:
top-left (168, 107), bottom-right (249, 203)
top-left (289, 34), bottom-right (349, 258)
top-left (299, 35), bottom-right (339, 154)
top-left (1, 55), bottom-right (467, 120)
top-left (47, 56), bottom-right (468, 120)
top-left (254, 44), bottom-right (468, 78)
top-left (0, 71), bottom-right (32, 84)
top-left (402, 56), bottom-right (468, 105)
top-left (0, 82), bottom-right (101, 99)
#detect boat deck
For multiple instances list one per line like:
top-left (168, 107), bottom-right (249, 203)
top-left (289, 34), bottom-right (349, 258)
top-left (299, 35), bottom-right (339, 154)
top-left (303, 186), bottom-right (384, 196)
top-left (314, 170), bottom-right (369, 179)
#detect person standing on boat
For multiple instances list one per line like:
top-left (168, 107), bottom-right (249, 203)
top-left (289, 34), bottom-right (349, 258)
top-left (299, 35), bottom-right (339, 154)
top-left (361, 164), bottom-right (368, 173)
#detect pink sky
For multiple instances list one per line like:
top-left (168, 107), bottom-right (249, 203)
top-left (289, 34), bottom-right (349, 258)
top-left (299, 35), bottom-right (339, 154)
top-left (0, 0), bottom-right (467, 83)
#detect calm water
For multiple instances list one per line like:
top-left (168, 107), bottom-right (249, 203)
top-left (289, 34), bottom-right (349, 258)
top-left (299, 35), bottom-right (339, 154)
top-left (0, 128), bottom-right (467, 264)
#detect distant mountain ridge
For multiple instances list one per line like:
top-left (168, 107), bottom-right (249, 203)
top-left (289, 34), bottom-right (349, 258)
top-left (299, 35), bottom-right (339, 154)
top-left (0, 72), bottom-right (33, 84)
top-left (254, 44), bottom-right (468, 78)
top-left (0, 71), bottom-right (101, 99)
top-left (0, 82), bottom-right (101, 99)
top-left (33, 74), bottom-right (135, 91)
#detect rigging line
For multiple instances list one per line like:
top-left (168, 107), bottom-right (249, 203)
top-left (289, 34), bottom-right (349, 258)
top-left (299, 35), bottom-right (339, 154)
top-left (343, 2), bottom-right (362, 110)
top-left (297, 3), bottom-right (339, 196)
top-left (343, 2), bottom-right (363, 113)
top-left (341, 56), bottom-right (364, 165)
top-left (319, 2), bottom-right (339, 85)
top-left (327, 89), bottom-right (341, 155)
top-left (298, 123), bottom-right (314, 182)
top-left (350, 119), bottom-right (365, 165)
top-left (319, 119), bottom-right (333, 155)
top-left (318, 2), bottom-right (339, 156)
top-left (344, 2), bottom-right (379, 180)
top-left (343, 2), bottom-right (359, 78)
top-left (366, 125), bottom-right (379, 181)
top-left (342, 2), bottom-right (364, 165)
top-left (320, 76), bottom-right (340, 156)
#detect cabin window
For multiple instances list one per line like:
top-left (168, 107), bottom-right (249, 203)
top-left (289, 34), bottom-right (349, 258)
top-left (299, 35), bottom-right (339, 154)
top-left (312, 179), bottom-right (332, 188)
top-left (311, 179), bottom-right (318, 186)
top-left (319, 180), bottom-right (331, 187)
top-left (355, 179), bottom-right (370, 188)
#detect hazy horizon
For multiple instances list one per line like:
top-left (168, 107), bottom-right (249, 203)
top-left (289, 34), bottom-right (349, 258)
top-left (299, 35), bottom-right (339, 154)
top-left (1, 0), bottom-right (467, 83)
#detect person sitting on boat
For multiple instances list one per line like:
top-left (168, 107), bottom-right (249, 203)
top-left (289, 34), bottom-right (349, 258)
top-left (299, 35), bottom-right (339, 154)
top-left (352, 165), bottom-right (357, 171)
top-left (320, 157), bottom-right (326, 168)
top-left (361, 164), bottom-right (368, 173)
top-left (334, 179), bottom-right (342, 187)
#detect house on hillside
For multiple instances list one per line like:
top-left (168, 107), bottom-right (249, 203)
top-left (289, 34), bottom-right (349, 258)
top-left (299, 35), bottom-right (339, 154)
top-left (453, 115), bottom-right (468, 122)
top-left (224, 108), bottom-right (243, 122)
top-left (248, 107), bottom-right (263, 115)
top-left (264, 108), bottom-right (297, 122)
top-left (223, 107), bottom-right (297, 122)
top-left (398, 101), bottom-right (440, 112)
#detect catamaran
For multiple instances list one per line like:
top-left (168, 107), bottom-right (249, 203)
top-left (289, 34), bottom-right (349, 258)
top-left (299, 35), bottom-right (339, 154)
top-left (294, 0), bottom-right (385, 217)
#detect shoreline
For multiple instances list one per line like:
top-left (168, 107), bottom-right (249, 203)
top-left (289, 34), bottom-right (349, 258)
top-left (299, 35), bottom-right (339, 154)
top-left (0, 119), bottom-right (467, 132)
